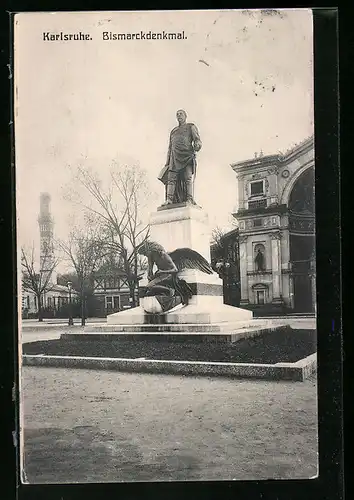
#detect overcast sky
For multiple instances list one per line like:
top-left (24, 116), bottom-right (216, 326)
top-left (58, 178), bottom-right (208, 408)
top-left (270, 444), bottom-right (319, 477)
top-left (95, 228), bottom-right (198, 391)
top-left (15, 9), bottom-right (313, 263)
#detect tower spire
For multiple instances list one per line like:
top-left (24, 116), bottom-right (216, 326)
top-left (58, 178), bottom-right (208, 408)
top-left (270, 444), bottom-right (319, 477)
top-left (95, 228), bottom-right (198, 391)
top-left (38, 192), bottom-right (56, 285)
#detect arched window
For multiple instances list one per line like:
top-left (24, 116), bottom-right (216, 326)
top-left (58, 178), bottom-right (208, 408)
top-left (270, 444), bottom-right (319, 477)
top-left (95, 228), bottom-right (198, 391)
top-left (288, 167), bottom-right (315, 215)
top-left (254, 243), bottom-right (266, 271)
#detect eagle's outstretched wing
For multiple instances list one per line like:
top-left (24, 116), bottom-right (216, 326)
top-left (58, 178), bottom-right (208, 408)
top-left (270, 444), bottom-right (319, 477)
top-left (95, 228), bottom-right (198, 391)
top-left (168, 248), bottom-right (213, 274)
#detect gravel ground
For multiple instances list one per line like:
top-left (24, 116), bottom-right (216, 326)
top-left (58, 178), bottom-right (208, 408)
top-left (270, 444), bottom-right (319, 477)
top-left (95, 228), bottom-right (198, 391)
top-left (21, 366), bottom-right (318, 483)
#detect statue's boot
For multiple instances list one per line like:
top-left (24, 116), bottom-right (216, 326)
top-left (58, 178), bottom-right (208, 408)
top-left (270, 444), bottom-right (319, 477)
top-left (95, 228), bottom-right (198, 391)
top-left (161, 181), bottom-right (175, 206)
top-left (185, 180), bottom-right (195, 204)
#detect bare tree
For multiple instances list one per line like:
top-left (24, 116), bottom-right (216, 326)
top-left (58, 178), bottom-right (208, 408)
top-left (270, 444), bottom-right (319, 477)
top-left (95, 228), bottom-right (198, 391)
top-left (211, 225), bottom-right (227, 250)
top-left (21, 245), bottom-right (58, 322)
top-left (211, 223), bottom-right (239, 267)
top-left (64, 162), bottom-right (151, 306)
top-left (58, 223), bottom-right (106, 326)
top-left (211, 213), bottom-right (239, 255)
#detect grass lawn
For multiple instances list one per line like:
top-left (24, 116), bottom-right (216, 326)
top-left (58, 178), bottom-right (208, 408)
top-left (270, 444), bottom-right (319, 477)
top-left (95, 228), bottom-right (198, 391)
top-left (22, 328), bottom-right (316, 364)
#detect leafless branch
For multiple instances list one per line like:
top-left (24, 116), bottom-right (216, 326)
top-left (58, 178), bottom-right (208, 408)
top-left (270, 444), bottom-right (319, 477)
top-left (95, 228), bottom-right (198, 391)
top-left (64, 162), bottom-right (151, 306)
top-left (21, 244), bottom-right (59, 320)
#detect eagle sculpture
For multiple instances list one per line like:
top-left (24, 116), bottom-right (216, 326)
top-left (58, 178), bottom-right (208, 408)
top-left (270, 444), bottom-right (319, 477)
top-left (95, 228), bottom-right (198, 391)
top-left (137, 240), bottom-right (213, 314)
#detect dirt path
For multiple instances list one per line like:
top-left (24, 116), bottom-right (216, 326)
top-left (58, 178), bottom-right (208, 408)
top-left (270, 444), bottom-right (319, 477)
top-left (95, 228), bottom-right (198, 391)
top-left (21, 367), bottom-right (318, 483)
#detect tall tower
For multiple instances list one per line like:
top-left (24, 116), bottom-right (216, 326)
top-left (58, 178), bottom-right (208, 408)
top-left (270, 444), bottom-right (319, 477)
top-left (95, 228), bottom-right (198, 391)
top-left (38, 192), bottom-right (56, 285)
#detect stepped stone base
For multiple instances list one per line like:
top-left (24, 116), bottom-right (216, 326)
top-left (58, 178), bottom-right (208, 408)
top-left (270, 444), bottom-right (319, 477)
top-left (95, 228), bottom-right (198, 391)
top-left (106, 301), bottom-right (252, 326)
top-left (85, 319), bottom-right (285, 333)
top-left (63, 324), bottom-right (291, 344)
top-left (108, 269), bottom-right (253, 326)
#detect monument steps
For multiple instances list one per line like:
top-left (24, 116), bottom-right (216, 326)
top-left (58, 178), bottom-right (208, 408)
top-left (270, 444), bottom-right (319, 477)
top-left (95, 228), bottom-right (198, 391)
top-left (83, 319), bottom-right (288, 333)
top-left (61, 324), bottom-right (291, 344)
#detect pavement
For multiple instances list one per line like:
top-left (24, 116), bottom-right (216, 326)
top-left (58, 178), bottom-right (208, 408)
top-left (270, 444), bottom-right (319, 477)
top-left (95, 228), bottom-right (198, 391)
top-left (22, 318), bottom-right (105, 325)
top-left (20, 366), bottom-right (318, 483)
top-left (20, 316), bottom-right (316, 344)
top-left (21, 316), bottom-right (316, 326)
top-left (20, 319), bottom-right (105, 343)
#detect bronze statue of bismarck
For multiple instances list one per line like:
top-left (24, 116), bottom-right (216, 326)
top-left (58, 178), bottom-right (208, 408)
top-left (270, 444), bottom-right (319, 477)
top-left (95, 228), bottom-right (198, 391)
top-left (158, 109), bottom-right (202, 206)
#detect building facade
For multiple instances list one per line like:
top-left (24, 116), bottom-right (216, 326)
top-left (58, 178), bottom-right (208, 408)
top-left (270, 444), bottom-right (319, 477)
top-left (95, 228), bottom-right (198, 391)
top-left (21, 286), bottom-right (76, 317)
top-left (92, 256), bottom-right (146, 315)
top-left (93, 271), bottom-right (133, 315)
top-left (232, 137), bottom-right (315, 315)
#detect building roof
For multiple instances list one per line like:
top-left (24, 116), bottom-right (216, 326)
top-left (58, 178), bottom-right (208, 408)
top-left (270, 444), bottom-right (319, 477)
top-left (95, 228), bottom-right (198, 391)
top-left (231, 135), bottom-right (314, 173)
top-left (50, 283), bottom-right (79, 294)
top-left (94, 264), bottom-right (146, 279)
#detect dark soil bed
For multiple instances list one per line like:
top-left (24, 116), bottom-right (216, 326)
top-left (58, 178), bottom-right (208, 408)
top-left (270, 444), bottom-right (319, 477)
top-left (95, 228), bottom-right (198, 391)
top-left (23, 329), bottom-right (316, 364)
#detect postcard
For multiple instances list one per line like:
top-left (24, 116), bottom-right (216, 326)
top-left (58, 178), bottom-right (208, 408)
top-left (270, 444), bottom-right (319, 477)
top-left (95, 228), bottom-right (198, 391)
top-left (14, 9), bottom-right (317, 483)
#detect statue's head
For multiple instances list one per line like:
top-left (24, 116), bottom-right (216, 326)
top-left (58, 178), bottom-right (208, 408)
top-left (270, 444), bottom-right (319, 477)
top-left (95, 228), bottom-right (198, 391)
top-left (137, 240), bottom-right (148, 256)
top-left (176, 109), bottom-right (187, 125)
top-left (137, 239), bottom-right (166, 256)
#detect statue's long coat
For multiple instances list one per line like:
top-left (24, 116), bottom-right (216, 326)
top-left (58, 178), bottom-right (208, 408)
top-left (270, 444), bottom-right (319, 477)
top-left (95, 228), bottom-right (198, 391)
top-left (158, 122), bottom-right (202, 203)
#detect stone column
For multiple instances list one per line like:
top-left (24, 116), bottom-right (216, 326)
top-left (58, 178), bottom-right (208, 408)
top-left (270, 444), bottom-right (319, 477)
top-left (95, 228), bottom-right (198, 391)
top-left (271, 231), bottom-right (282, 303)
top-left (237, 174), bottom-right (245, 210)
top-left (289, 272), bottom-right (295, 309)
top-left (311, 275), bottom-right (316, 313)
top-left (310, 258), bottom-right (317, 313)
top-left (239, 234), bottom-right (249, 305)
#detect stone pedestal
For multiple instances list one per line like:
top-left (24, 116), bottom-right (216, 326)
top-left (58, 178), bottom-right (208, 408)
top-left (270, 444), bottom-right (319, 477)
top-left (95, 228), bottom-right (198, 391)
top-left (149, 203), bottom-right (211, 261)
top-left (163, 268), bottom-right (251, 324)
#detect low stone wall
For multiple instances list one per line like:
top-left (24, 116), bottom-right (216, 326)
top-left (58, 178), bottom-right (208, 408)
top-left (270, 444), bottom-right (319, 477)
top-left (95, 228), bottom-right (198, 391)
top-left (23, 353), bottom-right (317, 382)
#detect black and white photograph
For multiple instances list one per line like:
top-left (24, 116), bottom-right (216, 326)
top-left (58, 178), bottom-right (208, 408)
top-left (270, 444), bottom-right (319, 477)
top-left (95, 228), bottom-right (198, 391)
top-left (15, 9), bottom-right (317, 483)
